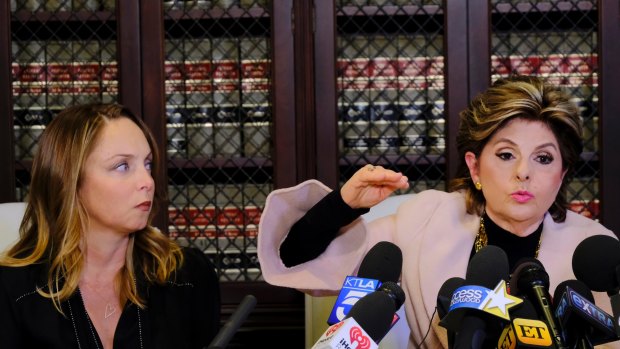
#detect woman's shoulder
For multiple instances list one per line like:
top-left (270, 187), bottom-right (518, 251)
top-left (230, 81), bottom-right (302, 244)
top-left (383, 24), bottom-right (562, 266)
top-left (0, 263), bottom-right (46, 301)
top-left (173, 247), bottom-right (218, 286)
top-left (551, 210), bottom-right (616, 239)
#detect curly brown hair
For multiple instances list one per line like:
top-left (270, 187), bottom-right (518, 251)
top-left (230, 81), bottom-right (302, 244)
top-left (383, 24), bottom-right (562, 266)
top-left (448, 75), bottom-right (583, 222)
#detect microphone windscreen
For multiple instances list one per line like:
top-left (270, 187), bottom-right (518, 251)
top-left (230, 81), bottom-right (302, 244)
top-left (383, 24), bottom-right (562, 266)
top-left (377, 281), bottom-right (406, 309)
top-left (572, 235), bottom-right (620, 292)
top-left (510, 298), bottom-right (538, 319)
top-left (346, 290), bottom-right (396, 343)
top-left (553, 279), bottom-right (594, 312)
top-left (509, 258), bottom-right (549, 297)
top-left (357, 241), bottom-right (403, 283)
top-left (466, 245), bottom-right (509, 288)
top-left (436, 277), bottom-right (466, 319)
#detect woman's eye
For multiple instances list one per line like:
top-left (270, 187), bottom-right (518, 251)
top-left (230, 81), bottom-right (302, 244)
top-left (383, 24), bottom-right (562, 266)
top-left (115, 163), bottom-right (129, 172)
top-left (496, 152), bottom-right (513, 161)
top-left (145, 160), bottom-right (153, 171)
top-left (536, 154), bottom-right (554, 164)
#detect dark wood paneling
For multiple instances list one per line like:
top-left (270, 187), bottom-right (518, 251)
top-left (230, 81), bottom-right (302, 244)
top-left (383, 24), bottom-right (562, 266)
top-left (0, 0), bottom-right (16, 202)
top-left (272, 0), bottom-right (297, 189)
top-left (220, 282), bottom-right (305, 347)
top-left (314, 0), bottom-right (339, 189)
top-left (599, 0), bottom-right (620, 237)
top-left (139, 0), bottom-right (168, 232)
top-left (117, 0), bottom-right (142, 117)
top-left (467, 0), bottom-right (490, 99)
top-left (444, 0), bottom-right (470, 181)
top-left (293, 0), bottom-right (317, 183)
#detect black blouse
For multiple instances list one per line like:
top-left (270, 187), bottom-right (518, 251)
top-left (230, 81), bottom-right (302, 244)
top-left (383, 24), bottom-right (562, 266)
top-left (0, 247), bottom-right (220, 349)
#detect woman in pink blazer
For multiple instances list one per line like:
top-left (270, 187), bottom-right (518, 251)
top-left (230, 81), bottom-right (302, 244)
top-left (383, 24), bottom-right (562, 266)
top-left (258, 76), bottom-right (620, 348)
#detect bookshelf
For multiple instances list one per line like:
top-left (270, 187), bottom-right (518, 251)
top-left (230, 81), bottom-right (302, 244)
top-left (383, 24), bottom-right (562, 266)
top-left (1, 0), bottom-right (619, 346)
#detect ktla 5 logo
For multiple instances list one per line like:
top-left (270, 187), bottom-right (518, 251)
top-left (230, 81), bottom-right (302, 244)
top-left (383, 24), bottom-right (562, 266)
top-left (335, 290), bottom-right (371, 321)
top-left (513, 318), bottom-right (553, 347)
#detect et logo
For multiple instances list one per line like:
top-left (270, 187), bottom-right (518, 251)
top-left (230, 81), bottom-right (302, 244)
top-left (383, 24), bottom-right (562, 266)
top-left (513, 318), bottom-right (553, 347)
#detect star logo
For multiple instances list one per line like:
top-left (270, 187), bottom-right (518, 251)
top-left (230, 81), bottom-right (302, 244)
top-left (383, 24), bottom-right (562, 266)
top-left (481, 280), bottom-right (523, 320)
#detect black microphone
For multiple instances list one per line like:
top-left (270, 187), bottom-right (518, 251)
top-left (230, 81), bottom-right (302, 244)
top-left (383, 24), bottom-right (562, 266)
top-left (452, 245), bottom-right (510, 349)
top-left (436, 277), bottom-right (466, 349)
top-left (497, 298), bottom-right (554, 348)
top-left (312, 281), bottom-right (406, 348)
top-left (572, 234), bottom-right (620, 338)
top-left (553, 280), bottom-right (595, 349)
top-left (206, 294), bottom-right (257, 349)
top-left (348, 281), bottom-right (406, 343)
top-left (510, 258), bottom-right (567, 349)
top-left (327, 241), bottom-right (403, 325)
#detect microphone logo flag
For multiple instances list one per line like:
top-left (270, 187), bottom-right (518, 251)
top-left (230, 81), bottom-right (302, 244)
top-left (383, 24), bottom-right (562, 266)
top-left (441, 280), bottom-right (523, 328)
top-left (497, 319), bottom-right (553, 349)
top-left (312, 317), bottom-right (378, 349)
top-left (349, 326), bottom-right (372, 349)
top-left (328, 276), bottom-right (380, 325)
top-left (512, 318), bottom-right (553, 347)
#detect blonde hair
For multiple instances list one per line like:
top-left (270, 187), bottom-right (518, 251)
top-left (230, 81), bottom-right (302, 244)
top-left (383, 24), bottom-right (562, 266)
top-left (449, 76), bottom-right (583, 222)
top-left (0, 103), bottom-right (183, 313)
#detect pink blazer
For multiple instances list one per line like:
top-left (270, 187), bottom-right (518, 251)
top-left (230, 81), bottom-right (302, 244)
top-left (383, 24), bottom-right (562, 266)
top-left (257, 179), bottom-right (620, 348)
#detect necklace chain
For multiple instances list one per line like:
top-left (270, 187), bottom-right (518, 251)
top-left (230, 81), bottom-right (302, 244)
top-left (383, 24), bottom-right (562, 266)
top-left (81, 282), bottom-right (118, 320)
top-left (474, 215), bottom-right (542, 258)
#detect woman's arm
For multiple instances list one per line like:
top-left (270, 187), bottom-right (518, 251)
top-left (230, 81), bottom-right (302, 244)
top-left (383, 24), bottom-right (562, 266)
top-left (280, 190), bottom-right (369, 267)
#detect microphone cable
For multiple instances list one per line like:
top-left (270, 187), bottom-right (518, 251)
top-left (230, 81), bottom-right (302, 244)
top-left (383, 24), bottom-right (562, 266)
top-left (413, 307), bottom-right (437, 349)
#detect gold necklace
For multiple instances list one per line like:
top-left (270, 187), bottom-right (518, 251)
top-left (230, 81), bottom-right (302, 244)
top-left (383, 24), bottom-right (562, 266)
top-left (473, 215), bottom-right (542, 258)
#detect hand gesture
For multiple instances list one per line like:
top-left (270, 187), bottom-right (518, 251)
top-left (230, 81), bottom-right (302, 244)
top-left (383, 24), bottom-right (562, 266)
top-left (340, 164), bottom-right (409, 209)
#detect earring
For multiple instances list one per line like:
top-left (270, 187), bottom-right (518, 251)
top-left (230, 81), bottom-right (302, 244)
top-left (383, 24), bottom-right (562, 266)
top-left (475, 181), bottom-right (482, 191)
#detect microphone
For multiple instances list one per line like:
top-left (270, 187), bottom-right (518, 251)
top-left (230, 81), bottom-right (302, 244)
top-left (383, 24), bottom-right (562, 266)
top-left (312, 282), bottom-right (406, 349)
top-left (554, 279), bottom-right (618, 347)
top-left (327, 241), bottom-right (403, 325)
top-left (497, 298), bottom-right (554, 348)
top-left (510, 258), bottom-right (567, 349)
top-left (436, 277), bottom-right (466, 349)
top-left (572, 234), bottom-right (620, 338)
top-left (441, 245), bottom-right (516, 349)
top-left (206, 294), bottom-right (257, 349)
top-left (437, 277), bottom-right (467, 319)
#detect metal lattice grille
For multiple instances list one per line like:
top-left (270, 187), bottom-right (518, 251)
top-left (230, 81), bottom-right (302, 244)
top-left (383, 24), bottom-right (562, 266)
top-left (491, 0), bottom-right (599, 219)
top-left (336, 0), bottom-right (445, 193)
top-left (163, 0), bottom-right (271, 281)
top-left (11, 0), bottom-right (118, 200)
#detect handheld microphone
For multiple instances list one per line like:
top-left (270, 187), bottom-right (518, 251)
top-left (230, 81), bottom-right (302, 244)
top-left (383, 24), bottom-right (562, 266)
top-left (312, 282), bottom-right (406, 349)
top-left (510, 258), bottom-right (567, 349)
top-left (327, 241), bottom-right (403, 325)
top-left (553, 279), bottom-right (618, 347)
top-left (572, 234), bottom-right (620, 337)
top-left (497, 299), bottom-right (554, 348)
top-left (206, 294), bottom-right (257, 349)
top-left (436, 277), bottom-right (466, 349)
top-left (441, 245), bottom-right (513, 349)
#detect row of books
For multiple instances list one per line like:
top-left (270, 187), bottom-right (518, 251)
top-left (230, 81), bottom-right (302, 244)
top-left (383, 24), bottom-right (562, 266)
top-left (11, 0), bottom-right (115, 12)
top-left (164, 0), bottom-right (268, 10)
top-left (12, 40), bottom-right (118, 109)
top-left (337, 53), bottom-right (596, 80)
top-left (167, 119), bottom-right (270, 157)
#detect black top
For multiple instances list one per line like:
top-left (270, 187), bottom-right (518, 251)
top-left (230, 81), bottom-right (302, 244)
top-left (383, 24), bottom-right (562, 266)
top-left (0, 247), bottom-right (220, 349)
top-left (280, 190), bottom-right (543, 272)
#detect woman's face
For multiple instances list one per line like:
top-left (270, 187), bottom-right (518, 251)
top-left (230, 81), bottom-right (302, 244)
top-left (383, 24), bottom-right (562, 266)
top-left (79, 117), bottom-right (154, 236)
top-left (465, 118), bottom-right (567, 235)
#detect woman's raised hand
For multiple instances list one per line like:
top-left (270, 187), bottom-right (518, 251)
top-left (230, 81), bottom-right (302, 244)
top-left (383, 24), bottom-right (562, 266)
top-left (340, 164), bottom-right (409, 209)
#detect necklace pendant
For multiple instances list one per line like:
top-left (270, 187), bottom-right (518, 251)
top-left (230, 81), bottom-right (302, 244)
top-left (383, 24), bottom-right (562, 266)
top-left (104, 303), bottom-right (117, 319)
